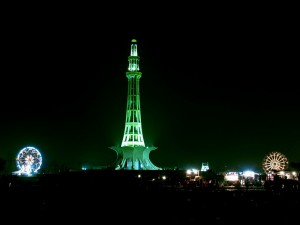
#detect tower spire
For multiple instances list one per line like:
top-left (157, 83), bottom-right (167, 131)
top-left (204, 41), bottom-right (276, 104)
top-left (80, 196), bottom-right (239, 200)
top-left (109, 39), bottom-right (161, 170)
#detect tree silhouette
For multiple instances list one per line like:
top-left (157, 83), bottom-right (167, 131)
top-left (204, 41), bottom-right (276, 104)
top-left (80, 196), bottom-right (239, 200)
top-left (0, 157), bottom-right (6, 173)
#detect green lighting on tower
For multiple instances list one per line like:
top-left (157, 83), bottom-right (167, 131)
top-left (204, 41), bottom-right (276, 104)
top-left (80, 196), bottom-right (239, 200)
top-left (109, 39), bottom-right (161, 170)
top-left (121, 39), bottom-right (145, 147)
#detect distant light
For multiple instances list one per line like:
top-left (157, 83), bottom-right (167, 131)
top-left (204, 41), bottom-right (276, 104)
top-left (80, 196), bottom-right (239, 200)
top-left (243, 170), bottom-right (255, 178)
top-left (201, 162), bottom-right (209, 172)
top-left (186, 169), bottom-right (199, 175)
top-left (224, 172), bottom-right (239, 181)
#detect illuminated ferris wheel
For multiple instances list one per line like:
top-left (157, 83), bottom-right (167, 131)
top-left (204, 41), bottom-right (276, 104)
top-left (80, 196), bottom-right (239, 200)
top-left (262, 151), bottom-right (288, 173)
top-left (16, 146), bottom-right (42, 174)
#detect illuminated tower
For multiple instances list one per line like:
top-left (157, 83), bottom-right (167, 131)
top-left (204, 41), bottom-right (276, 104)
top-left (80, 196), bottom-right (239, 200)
top-left (110, 39), bottom-right (161, 170)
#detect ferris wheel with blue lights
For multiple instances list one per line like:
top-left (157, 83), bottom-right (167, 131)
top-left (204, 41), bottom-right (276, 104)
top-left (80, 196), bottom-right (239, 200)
top-left (16, 146), bottom-right (43, 175)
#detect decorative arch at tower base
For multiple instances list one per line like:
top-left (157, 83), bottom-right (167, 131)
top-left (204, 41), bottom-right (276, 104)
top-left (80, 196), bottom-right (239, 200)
top-left (109, 146), bottom-right (161, 170)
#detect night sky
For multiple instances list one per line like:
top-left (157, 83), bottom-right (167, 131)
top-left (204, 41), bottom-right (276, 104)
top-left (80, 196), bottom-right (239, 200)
top-left (1, 6), bottom-right (299, 172)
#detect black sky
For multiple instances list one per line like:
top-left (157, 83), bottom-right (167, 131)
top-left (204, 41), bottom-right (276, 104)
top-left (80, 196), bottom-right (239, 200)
top-left (1, 5), bottom-right (299, 172)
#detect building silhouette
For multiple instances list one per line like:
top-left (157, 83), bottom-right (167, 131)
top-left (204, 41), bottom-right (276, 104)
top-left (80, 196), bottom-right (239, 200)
top-left (109, 39), bottom-right (161, 170)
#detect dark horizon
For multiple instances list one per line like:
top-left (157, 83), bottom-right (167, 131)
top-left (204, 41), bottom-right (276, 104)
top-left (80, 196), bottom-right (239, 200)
top-left (1, 7), bottom-right (299, 173)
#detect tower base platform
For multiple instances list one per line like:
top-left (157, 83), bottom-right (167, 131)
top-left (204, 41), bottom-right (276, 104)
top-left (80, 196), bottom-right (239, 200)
top-left (109, 146), bottom-right (161, 170)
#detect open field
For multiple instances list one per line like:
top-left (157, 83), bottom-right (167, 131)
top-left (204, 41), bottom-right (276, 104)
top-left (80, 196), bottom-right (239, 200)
top-left (1, 171), bottom-right (299, 224)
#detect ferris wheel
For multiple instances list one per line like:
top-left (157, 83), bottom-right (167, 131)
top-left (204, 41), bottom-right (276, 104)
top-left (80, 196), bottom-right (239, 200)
top-left (262, 151), bottom-right (288, 173)
top-left (16, 146), bottom-right (42, 174)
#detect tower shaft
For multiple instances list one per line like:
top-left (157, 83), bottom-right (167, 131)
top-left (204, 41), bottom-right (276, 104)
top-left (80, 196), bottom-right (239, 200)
top-left (121, 43), bottom-right (144, 147)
